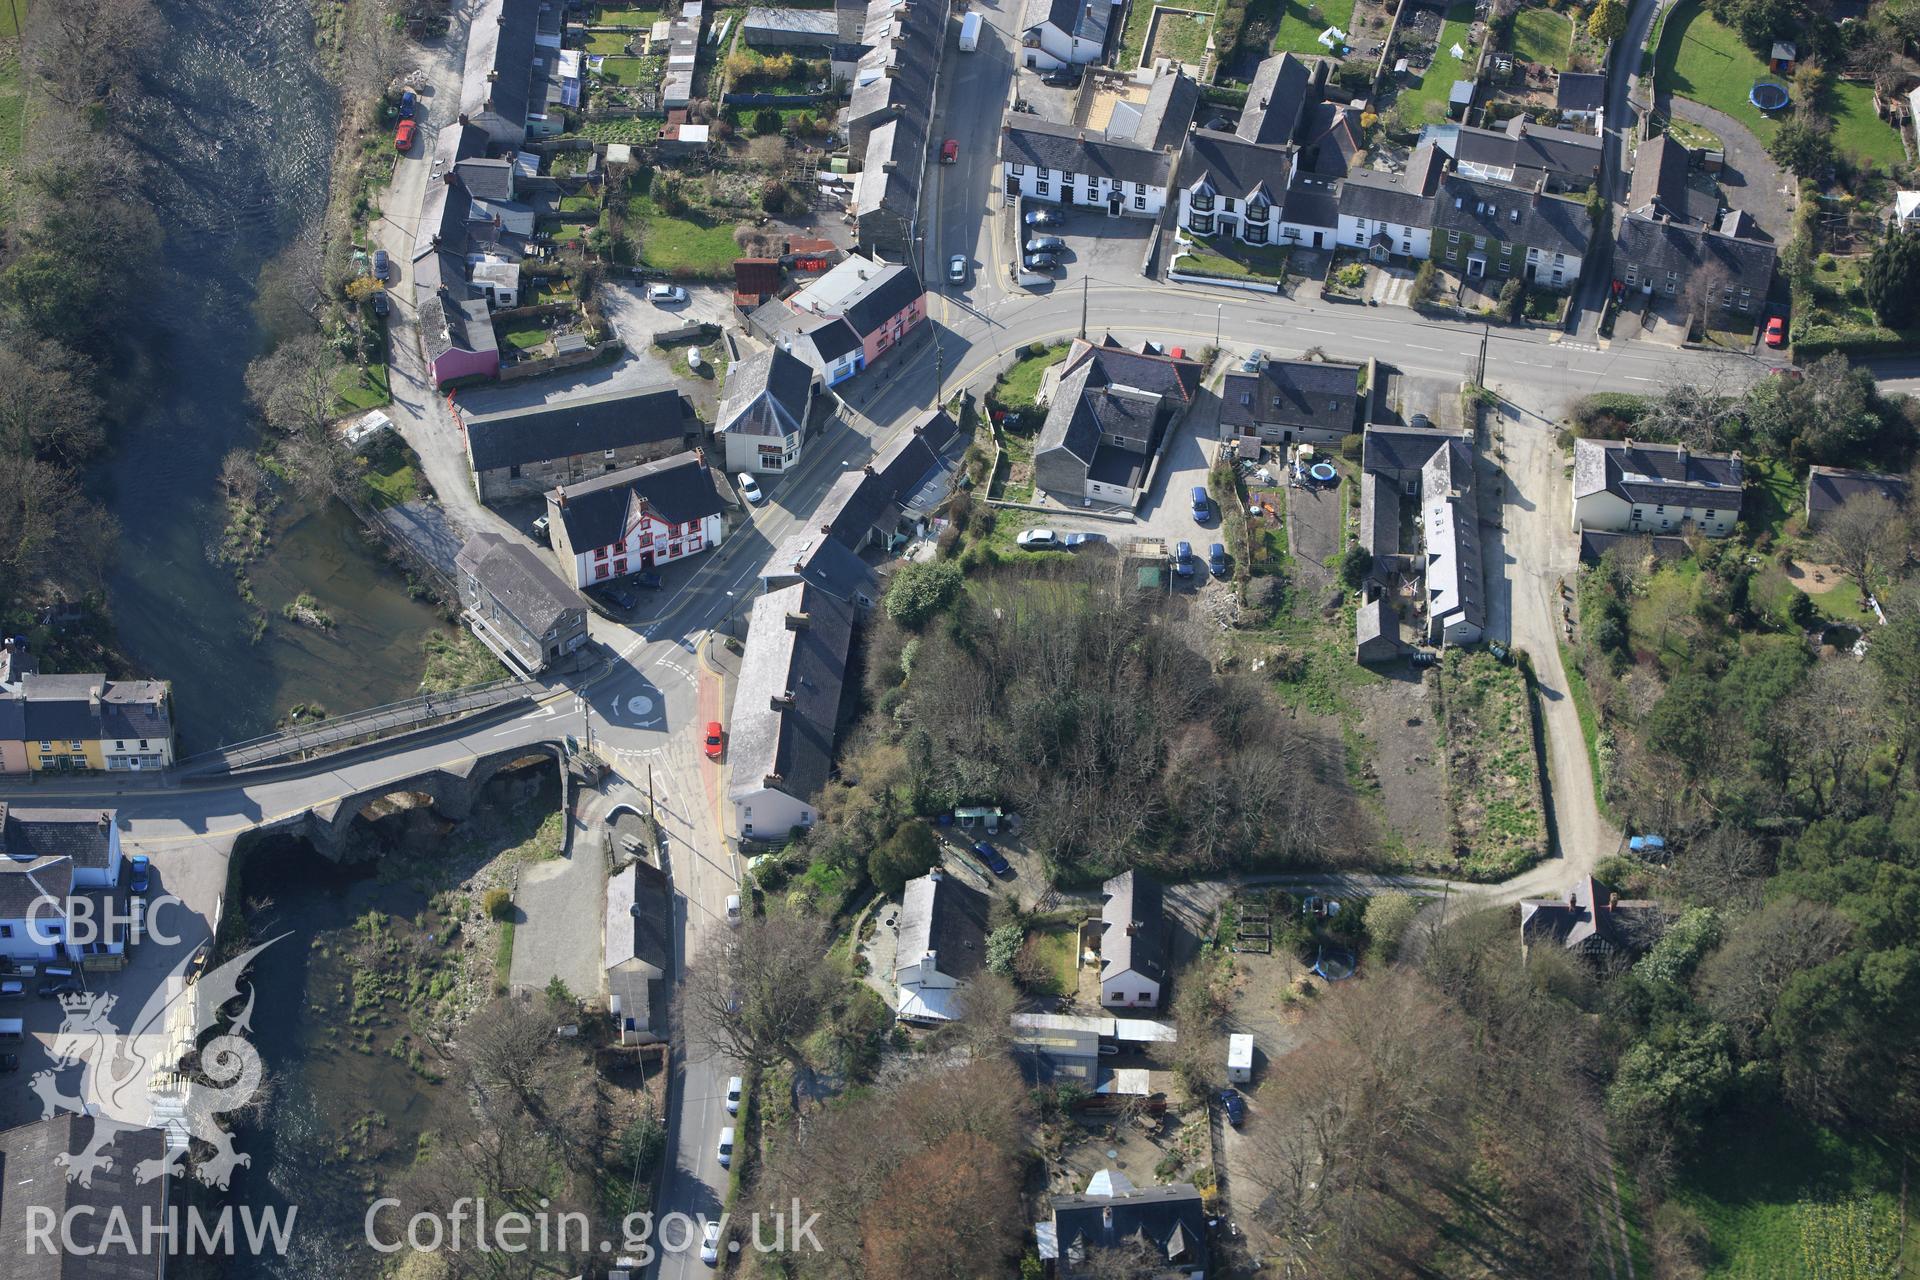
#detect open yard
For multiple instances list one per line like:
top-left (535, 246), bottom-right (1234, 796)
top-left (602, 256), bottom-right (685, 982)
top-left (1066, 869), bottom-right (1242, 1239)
top-left (1655, 0), bottom-right (1903, 168)
top-left (1436, 649), bottom-right (1543, 879)
top-left (1120, 0), bottom-right (1219, 69)
top-left (1271, 0), bottom-right (1358, 56)
top-left (626, 193), bottom-right (742, 277)
top-left (1396, 3), bottom-right (1480, 123)
top-left (1510, 6), bottom-right (1571, 69)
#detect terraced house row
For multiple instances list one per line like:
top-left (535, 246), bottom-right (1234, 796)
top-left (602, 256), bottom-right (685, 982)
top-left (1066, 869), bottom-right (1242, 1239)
top-left (0, 644), bottom-right (175, 774)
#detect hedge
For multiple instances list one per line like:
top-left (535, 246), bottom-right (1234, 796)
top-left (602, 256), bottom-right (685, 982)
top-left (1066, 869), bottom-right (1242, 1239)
top-left (1789, 324), bottom-right (1920, 363)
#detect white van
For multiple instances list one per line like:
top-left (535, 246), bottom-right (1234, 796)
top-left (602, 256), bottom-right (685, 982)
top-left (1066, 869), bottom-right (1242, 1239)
top-left (958, 11), bottom-right (981, 50)
top-left (717, 1126), bottom-right (735, 1168)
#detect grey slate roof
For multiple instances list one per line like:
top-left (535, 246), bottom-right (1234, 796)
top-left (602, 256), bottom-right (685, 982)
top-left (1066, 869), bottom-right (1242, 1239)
top-left (1178, 127), bottom-right (1291, 203)
top-left (718, 347), bottom-right (815, 440)
top-left (1626, 135), bottom-right (1714, 225)
top-left (455, 532), bottom-right (580, 638)
top-left (810, 409), bottom-right (959, 545)
top-left (0, 806), bottom-right (115, 870)
top-left (1520, 875), bottom-right (1662, 956)
top-left (1615, 214), bottom-right (1776, 303)
top-left (839, 261), bottom-right (924, 338)
top-left (1338, 146), bottom-right (1443, 224)
top-left (1003, 115), bottom-right (1178, 189)
top-left (1133, 62), bottom-right (1201, 152)
top-left (1432, 175), bottom-right (1593, 257)
top-left (1578, 529), bottom-right (1694, 564)
top-left (1025, 0), bottom-right (1112, 44)
top-left (455, 156), bottom-right (516, 201)
top-left (20, 676), bottom-right (170, 744)
top-left (1573, 438), bottom-right (1745, 507)
top-left (1220, 359), bottom-right (1361, 433)
top-left (1100, 870), bottom-right (1168, 986)
top-left (805, 316), bottom-right (863, 363)
top-left (1556, 71), bottom-right (1605, 113)
top-left (1806, 466), bottom-right (1910, 519)
top-left (1454, 117), bottom-right (1601, 187)
top-left (1239, 52), bottom-right (1312, 145)
top-left (1281, 173), bottom-right (1341, 229)
top-left (464, 387), bottom-right (689, 473)
top-left (422, 292), bottom-right (498, 367)
top-left (727, 582), bottom-right (856, 808)
top-left (1050, 1180), bottom-right (1208, 1274)
top-left (462, 0), bottom-right (541, 136)
top-left (0, 856), bottom-right (73, 927)
top-left (896, 869), bottom-right (991, 983)
top-left (605, 858), bottom-right (671, 979)
top-left (1300, 102), bottom-right (1363, 176)
top-left (1037, 343), bottom-right (1201, 470)
top-left (549, 451), bottom-right (726, 551)
top-left (0, 1115), bottom-right (169, 1279)
top-left (763, 531), bottom-right (881, 606)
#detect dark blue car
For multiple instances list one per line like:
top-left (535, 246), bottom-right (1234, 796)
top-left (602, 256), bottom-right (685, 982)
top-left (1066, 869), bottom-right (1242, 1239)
top-left (1191, 485), bottom-right (1211, 524)
top-left (129, 855), bottom-right (151, 894)
top-left (1218, 1088), bottom-right (1245, 1126)
top-left (1173, 541), bottom-right (1195, 577)
top-left (969, 840), bottom-right (1013, 879)
top-left (1208, 542), bottom-right (1228, 577)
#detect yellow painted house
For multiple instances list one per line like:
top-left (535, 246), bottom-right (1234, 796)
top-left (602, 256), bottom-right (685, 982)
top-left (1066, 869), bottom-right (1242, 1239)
top-left (11, 674), bottom-right (175, 774)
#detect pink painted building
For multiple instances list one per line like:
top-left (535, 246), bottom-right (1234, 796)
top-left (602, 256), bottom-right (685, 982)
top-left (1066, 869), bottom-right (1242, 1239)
top-left (781, 253), bottom-right (926, 372)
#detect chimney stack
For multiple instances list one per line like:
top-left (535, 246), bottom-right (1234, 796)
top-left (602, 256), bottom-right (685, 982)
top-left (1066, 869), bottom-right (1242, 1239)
top-left (771, 692), bottom-right (796, 711)
top-left (785, 611), bottom-right (811, 632)
top-left (1608, 893), bottom-right (1620, 910)
top-left (555, 486), bottom-right (568, 509)
top-left (88, 685), bottom-right (102, 711)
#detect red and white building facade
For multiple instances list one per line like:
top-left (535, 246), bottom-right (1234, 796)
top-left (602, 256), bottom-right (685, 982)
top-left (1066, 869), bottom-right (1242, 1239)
top-left (544, 451), bottom-right (728, 590)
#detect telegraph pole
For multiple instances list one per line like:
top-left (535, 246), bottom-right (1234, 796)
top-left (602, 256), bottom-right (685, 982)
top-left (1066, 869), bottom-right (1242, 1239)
top-left (1079, 276), bottom-right (1089, 341)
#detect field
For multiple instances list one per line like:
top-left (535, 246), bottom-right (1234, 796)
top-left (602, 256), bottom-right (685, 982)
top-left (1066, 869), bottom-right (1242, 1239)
top-left (1666, 1112), bottom-right (1919, 1278)
top-left (1436, 649), bottom-right (1543, 879)
top-left (1270, 0), bottom-right (1358, 55)
top-left (1397, 3), bottom-right (1480, 122)
top-left (1655, 0), bottom-right (1903, 168)
top-left (625, 193), bottom-right (742, 277)
top-left (1510, 7), bottom-right (1571, 69)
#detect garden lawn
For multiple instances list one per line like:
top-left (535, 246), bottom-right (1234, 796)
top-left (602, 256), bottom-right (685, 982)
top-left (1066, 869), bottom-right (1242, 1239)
top-left (331, 361), bottom-right (391, 415)
top-left (596, 6), bottom-right (662, 24)
top-left (499, 321), bottom-right (551, 352)
top-left (1510, 7), bottom-right (1570, 69)
top-left (1152, 7), bottom-right (1216, 67)
top-left (1656, 0), bottom-right (1903, 168)
top-left (586, 30), bottom-right (636, 54)
top-left (626, 194), bottom-right (741, 277)
top-left (991, 342), bottom-right (1069, 413)
top-left (1120, 0), bottom-right (1220, 69)
top-left (598, 56), bottom-right (661, 87)
top-left (1397, 3), bottom-right (1479, 122)
top-left (1666, 1112), bottom-right (1919, 1279)
top-left (1742, 454), bottom-right (1799, 541)
top-left (1022, 926), bottom-right (1079, 997)
top-left (1271, 0), bottom-right (1357, 56)
top-left (1178, 239), bottom-right (1292, 281)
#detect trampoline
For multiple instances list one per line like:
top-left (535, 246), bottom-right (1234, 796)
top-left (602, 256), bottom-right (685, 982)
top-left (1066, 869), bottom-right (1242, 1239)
top-left (1749, 81), bottom-right (1790, 112)
top-left (1308, 462), bottom-right (1338, 484)
top-left (1312, 946), bottom-right (1357, 980)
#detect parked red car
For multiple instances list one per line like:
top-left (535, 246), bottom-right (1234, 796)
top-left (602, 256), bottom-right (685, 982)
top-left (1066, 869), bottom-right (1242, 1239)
top-left (940, 138), bottom-right (958, 164)
top-left (1764, 315), bottom-right (1786, 348)
top-left (395, 118), bottom-right (417, 152)
top-left (704, 721), bottom-right (725, 759)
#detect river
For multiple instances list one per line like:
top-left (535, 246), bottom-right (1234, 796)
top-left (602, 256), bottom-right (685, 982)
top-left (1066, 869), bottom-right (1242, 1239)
top-left (100, 0), bottom-right (446, 752)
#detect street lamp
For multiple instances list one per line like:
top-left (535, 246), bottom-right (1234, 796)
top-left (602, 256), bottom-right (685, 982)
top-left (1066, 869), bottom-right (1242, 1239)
top-left (724, 590), bottom-right (736, 636)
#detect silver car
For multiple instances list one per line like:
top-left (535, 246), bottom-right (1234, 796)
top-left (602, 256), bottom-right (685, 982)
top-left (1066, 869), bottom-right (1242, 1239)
top-left (948, 254), bottom-right (968, 284)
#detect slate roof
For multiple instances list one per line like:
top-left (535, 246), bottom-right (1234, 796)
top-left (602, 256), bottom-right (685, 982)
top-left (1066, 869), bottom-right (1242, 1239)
top-left (1037, 342), bottom-right (1202, 469)
top-left (1003, 115), bottom-right (1178, 189)
top-left (1239, 52), bottom-right (1313, 145)
top-left (549, 451), bottom-right (725, 551)
top-left (1355, 596), bottom-right (1402, 653)
top-left (718, 347), bottom-right (815, 440)
top-left (1625, 135), bottom-right (1717, 225)
top-left (805, 316), bottom-right (864, 363)
top-left (422, 292), bottom-right (498, 366)
top-left (1453, 117), bottom-right (1601, 187)
top-left (1573, 437), bottom-right (1745, 507)
top-left (0, 806), bottom-right (115, 871)
top-left (1100, 870), bottom-right (1168, 987)
top-left (462, 0), bottom-right (541, 136)
top-left (1615, 214), bottom-right (1776, 302)
top-left (455, 532), bottom-right (580, 638)
top-left (1556, 71), bottom-right (1605, 113)
top-left (463, 387), bottom-right (689, 473)
top-left (1133, 62), bottom-right (1201, 151)
top-left (1281, 173), bottom-right (1341, 229)
top-left (604, 858), bottom-right (671, 979)
top-left (1220, 358), bottom-right (1361, 432)
top-left (762, 531), bottom-right (881, 606)
top-left (1578, 529), bottom-right (1694, 564)
top-left (727, 582), bottom-right (856, 808)
top-left (1806, 466), bottom-right (1910, 519)
top-left (20, 676), bottom-right (170, 744)
top-left (0, 1115), bottom-right (169, 1279)
top-left (839, 261), bottom-right (924, 337)
top-left (896, 869), bottom-right (991, 984)
top-left (1432, 175), bottom-right (1593, 257)
top-left (1339, 153), bottom-right (1442, 225)
top-left (1520, 875), bottom-right (1662, 957)
top-left (455, 156), bottom-right (516, 200)
top-left (1025, 0), bottom-right (1112, 43)
top-left (1178, 127), bottom-right (1292, 203)
top-left (0, 855), bottom-right (73, 924)
top-left (1300, 102), bottom-right (1363, 176)
top-left (1048, 1178), bottom-right (1209, 1274)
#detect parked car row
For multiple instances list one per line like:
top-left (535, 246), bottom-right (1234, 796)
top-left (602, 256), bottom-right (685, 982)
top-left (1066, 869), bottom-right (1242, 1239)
top-left (1014, 528), bottom-right (1109, 550)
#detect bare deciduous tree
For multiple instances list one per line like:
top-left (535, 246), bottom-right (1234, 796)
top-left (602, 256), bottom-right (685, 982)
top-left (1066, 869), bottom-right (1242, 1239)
top-left (675, 907), bottom-right (838, 1072)
top-left (1815, 490), bottom-right (1907, 607)
top-left (1699, 896), bottom-right (1856, 1054)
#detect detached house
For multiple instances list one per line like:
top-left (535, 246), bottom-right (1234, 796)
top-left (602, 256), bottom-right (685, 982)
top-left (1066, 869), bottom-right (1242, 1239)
top-left (1176, 127), bottom-right (1298, 246)
top-left (1613, 138), bottom-right (1775, 326)
top-left (460, 386), bottom-right (693, 504)
top-left (605, 858), bottom-right (672, 1044)
top-left (1520, 875), bottom-right (1662, 963)
top-left (1098, 870), bottom-right (1168, 1009)
top-left (1805, 466), bottom-right (1910, 528)
top-left (1033, 340), bottom-right (1202, 506)
top-left (1020, 0), bottom-right (1117, 69)
top-left (1219, 355), bottom-right (1362, 444)
top-left (454, 532), bottom-right (589, 676)
top-left (1572, 438), bottom-right (1744, 537)
top-left (893, 868), bottom-right (991, 1023)
top-left (728, 583), bottom-right (856, 839)
top-left (1430, 174), bottom-right (1591, 289)
top-left (544, 451), bottom-right (729, 590)
top-left (716, 347), bottom-right (818, 476)
top-left (1036, 1169), bottom-right (1209, 1279)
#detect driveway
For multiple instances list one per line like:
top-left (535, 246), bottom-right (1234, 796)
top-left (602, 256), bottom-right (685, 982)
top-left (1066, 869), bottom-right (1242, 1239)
top-left (1667, 98), bottom-right (1790, 245)
top-left (507, 792), bottom-right (605, 1002)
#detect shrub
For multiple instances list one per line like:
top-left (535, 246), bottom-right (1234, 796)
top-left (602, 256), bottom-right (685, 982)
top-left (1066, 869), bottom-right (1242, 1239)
top-left (987, 924), bottom-right (1024, 975)
top-left (1337, 545), bottom-right (1373, 589)
top-left (885, 560), bottom-right (964, 628)
top-left (1364, 892), bottom-right (1420, 961)
top-left (1339, 432), bottom-right (1363, 460)
top-left (1410, 259), bottom-right (1439, 305)
top-left (484, 887), bottom-right (512, 921)
top-left (760, 178), bottom-right (790, 214)
top-left (753, 108), bottom-right (782, 136)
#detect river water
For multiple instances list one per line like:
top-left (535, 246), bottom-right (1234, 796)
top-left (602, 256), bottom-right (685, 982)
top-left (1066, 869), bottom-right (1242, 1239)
top-left (102, 0), bottom-right (445, 752)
